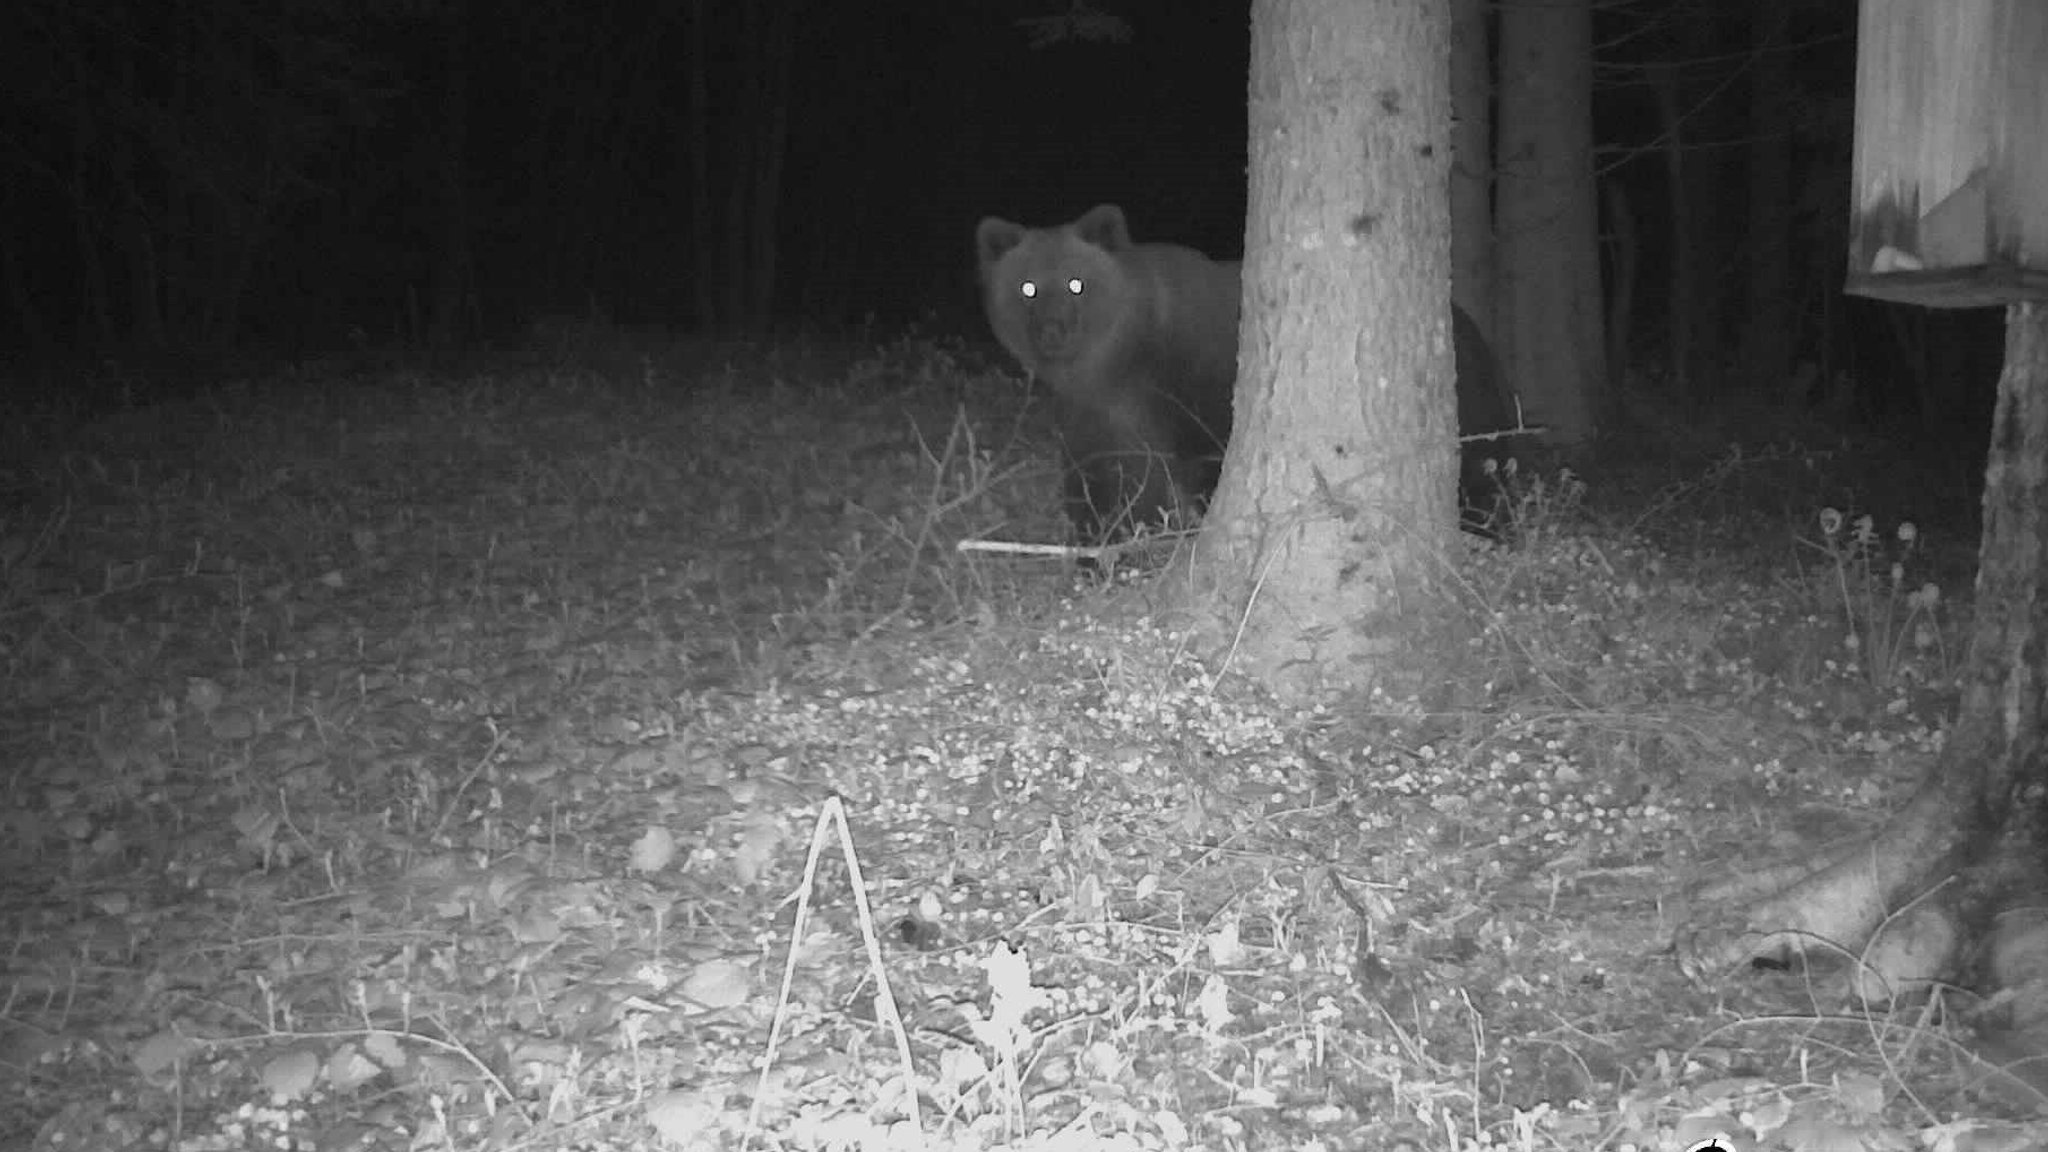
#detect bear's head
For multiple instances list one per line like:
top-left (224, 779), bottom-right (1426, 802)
top-left (975, 204), bottom-right (1136, 376)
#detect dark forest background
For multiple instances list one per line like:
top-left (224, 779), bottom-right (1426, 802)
top-left (0, 0), bottom-right (2008, 438)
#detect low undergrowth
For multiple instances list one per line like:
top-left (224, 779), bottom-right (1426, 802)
top-left (0, 335), bottom-right (2033, 1152)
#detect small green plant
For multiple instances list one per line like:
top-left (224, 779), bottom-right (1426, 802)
top-left (1812, 508), bottom-right (1946, 689)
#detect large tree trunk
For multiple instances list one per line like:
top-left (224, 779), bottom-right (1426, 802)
top-left (1190, 0), bottom-right (1457, 698)
top-left (1495, 0), bottom-right (1603, 443)
top-left (1681, 303), bottom-right (2048, 1059)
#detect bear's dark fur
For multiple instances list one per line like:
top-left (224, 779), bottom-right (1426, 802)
top-left (975, 204), bottom-right (1514, 544)
top-left (1448, 306), bottom-right (1516, 529)
top-left (976, 204), bottom-right (1238, 542)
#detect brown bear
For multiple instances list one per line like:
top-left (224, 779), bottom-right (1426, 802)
top-left (975, 204), bottom-right (1512, 544)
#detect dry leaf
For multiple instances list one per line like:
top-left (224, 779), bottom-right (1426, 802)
top-left (363, 1031), bottom-right (407, 1070)
top-left (259, 1049), bottom-right (321, 1103)
top-left (630, 826), bottom-right (677, 873)
top-left (185, 678), bottom-right (224, 715)
top-left (133, 1029), bottom-right (199, 1077)
top-left (645, 1087), bottom-right (724, 1148)
top-left (730, 815), bottom-right (782, 886)
top-left (1205, 916), bottom-right (1244, 966)
top-left (325, 1042), bottom-right (381, 1091)
top-left (679, 959), bottom-right (750, 1012)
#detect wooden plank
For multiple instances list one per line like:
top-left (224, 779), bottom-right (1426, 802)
top-left (1848, 0), bottom-right (2048, 306)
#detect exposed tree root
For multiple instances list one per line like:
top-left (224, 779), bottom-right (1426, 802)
top-left (1678, 303), bottom-right (2048, 1111)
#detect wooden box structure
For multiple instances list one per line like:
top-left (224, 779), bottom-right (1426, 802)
top-left (1846, 0), bottom-right (2048, 308)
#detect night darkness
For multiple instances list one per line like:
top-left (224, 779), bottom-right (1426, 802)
top-left (9, 8), bottom-right (2048, 1144)
top-left (0, 0), bottom-right (2008, 432)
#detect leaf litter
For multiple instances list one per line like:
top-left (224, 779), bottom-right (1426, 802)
top-left (0, 347), bottom-right (2039, 1152)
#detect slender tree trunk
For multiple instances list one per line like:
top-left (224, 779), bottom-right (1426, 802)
top-left (1495, 0), bottom-right (1602, 443)
top-left (1193, 0), bottom-right (1456, 698)
top-left (1742, 0), bottom-right (1794, 391)
top-left (119, 206), bottom-right (163, 350)
top-left (73, 190), bottom-right (113, 347)
top-left (1649, 67), bottom-right (1693, 399)
top-left (677, 0), bottom-right (798, 332)
top-left (162, 9), bottom-right (197, 345)
top-left (721, 4), bottom-right (760, 329)
top-left (1448, 0), bottom-right (1493, 335)
top-left (212, 165), bottom-right (278, 349)
top-left (1672, 8), bottom-right (1733, 400)
top-left (685, 0), bottom-right (715, 330)
top-left (1603, 180), bottom-right (1636, 410)
top-left (529, 4), bottom-right (617, 312)
top-left (742, 0), bottom-right (797, 327)
top-left (0, 181), bottom-right (47, 353)
top-left (70, 97), bottom-right (118, 346)
top-left (429, 0), bottom-right (474, 353)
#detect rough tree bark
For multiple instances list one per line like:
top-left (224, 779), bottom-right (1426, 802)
top-left (1190, 0), bottom-right (1458, 697)
top-left (1681, 302), bottom-right (2048, 1093)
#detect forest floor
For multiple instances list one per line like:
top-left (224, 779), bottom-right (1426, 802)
top-left (3, 330), bottom-right (2041, 1152)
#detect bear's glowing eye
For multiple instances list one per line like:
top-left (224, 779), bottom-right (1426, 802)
top-left (1020, 280), bottom-right (1039, 300)
top-left (1066, 278), bottom-right (1085, 296)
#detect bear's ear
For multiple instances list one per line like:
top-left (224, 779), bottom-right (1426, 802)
top-left (1073, 204), bottom-right (1131, 251)
top-left (976, 217), bottom-right (1027, 267)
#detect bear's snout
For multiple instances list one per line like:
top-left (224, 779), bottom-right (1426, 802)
top-left (1023, 301), bottom-right (1088, 362)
